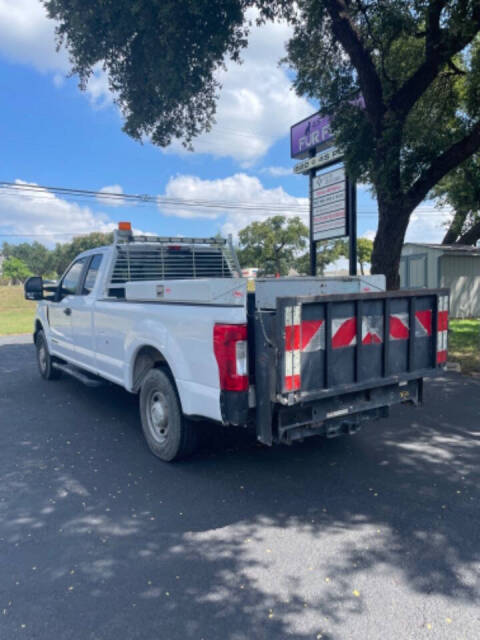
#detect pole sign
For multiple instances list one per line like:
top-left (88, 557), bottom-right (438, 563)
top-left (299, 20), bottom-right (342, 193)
top-left (312, 167), bottom-right (347, 241)
top-left (293, 146), bottom-right (344, 174)
top-left (290, 96), bottom-right (365, 159)
top-left (291, 113), bottom-right (334, 159)
top-left (291, 98), bottom-right (364, 275)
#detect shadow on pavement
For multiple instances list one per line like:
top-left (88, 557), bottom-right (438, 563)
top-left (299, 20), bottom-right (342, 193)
top-left (1, 340), bottom-right (479, 639)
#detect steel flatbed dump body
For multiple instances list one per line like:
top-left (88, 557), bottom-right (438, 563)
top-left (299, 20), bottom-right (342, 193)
top-left (251, 288), bottom-right (449, 445)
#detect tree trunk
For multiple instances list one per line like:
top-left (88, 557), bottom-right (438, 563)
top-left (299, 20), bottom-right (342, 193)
top-left (442, 226), bottom-right (460, 244)
top-left (371, 199), bottom-right (410, 290)
top-left (457, 219), bottom-right (480, 246)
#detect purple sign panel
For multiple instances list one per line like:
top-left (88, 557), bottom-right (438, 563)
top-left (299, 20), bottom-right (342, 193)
top-left (291, 96), bottom-right (365, 159)
top-left (290, 113), bottom-right (333, 159)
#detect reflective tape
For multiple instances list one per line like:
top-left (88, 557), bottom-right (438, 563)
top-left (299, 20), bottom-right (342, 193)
top-left (415, 310), bottom-right (432, 337)
top-left (284, 305), bottom-right (301, 391)
top-left (332, 317), bottom-right (357, 348)
top-left (390, 313), bottom-right (409, 340)
top-left (301, 319), bottom-right (325, 352)
top-left (362, 315), bottom-right (383, 344)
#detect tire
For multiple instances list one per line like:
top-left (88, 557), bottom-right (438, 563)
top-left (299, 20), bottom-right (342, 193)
top-left (35, 330), bottom-right (61, 380)
top-left (139, 368), bottom-right (198, 461)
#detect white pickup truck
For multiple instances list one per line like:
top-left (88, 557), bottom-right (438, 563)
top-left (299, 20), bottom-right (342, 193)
top-left (25, 225), bottom-right (449, 461)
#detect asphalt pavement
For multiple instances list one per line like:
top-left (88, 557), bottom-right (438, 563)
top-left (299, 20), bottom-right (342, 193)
top-left (1, 334), bottom-right (479, 640)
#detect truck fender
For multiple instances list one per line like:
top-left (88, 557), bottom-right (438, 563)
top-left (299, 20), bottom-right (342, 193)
top-left (125, 338), bottom-right (188, 412)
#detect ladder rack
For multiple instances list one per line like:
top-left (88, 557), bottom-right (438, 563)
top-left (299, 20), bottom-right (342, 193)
top-left (108, 230), bottom-right (241, 293)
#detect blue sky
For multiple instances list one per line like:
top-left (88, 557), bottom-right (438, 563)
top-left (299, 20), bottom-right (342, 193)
top-left (0, 0), bottom-right (451, 253)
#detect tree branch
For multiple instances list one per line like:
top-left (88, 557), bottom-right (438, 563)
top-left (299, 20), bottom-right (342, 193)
top-left (390, 1), bottom-right (480, 119)
top-left (458, 219), bottom-right (480, 246)
top-left (405, 121), bottom-right (480, 213)
top-left (323, 0), bottom-right (384, 129)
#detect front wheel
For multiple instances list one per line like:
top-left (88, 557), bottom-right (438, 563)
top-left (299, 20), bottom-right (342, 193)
top-left (35, 330), bottom-right (61, 380)
top-left (139, 368), bottom-right (197, 461)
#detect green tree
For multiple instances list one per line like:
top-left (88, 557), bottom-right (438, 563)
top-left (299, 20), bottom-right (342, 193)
top-left (237, 216), bottom-right (308, 276)
top-left (52, 232), bottom-right (114, 275)
top-left (43, 1), bottom-right (480, 287)
top-left (432, 154), bottom-right (480, 245)
top-left (2, 257), bottom-right (32, 284)
top-left (357, 238), bottom-right (373, 275)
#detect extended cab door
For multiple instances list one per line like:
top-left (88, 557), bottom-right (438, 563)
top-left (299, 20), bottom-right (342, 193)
top-left (48, 257), bottom-right (88, 360)
top-left (68, 254), bottom-right (104, 370)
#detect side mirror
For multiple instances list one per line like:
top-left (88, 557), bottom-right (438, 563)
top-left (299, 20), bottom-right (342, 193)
top-left (24, 276), bottom-right (44, 301)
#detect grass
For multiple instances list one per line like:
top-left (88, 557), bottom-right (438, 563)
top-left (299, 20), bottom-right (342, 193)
top-left (0, 286), bottom-right (35, 335)
top-left (448, 318), bottom-right (480, 375)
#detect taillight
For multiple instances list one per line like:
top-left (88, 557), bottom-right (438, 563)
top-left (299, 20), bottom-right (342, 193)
top-left (213, 324), bottom-right (248, 391)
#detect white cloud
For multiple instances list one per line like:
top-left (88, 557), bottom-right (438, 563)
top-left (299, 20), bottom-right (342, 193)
top-left (357, 182), bottom-right (372, 192)
top-left (0, 180), bottom-right (115, 246)
top-left (84, 63), bottom-right (113, 108)
top-left (405, 202), bottom-right (453, 244)
top-left (165, 10), bottom-right (312, 165)
top-left (0, 0), bottom-right (112, 107)
top-left (260, 166), bottom-right (293, 177)
top-left (158, 173), bottom-right (308, 235)
top-left (0, 0), bottom-right (68, 73)
top-left (97, 184), bottom-right (125, 207)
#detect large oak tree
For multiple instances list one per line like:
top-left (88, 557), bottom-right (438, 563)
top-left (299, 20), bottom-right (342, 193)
top-left (44, 0), bottom-right (480, 287)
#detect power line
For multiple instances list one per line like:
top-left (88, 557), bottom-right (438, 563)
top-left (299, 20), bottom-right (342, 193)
top-left (0, 180), bottom-right (449, 217)
top-left (0, 181), bottom-right (309, 212)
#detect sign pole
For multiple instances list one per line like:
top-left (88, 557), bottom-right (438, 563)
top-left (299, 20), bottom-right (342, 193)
top-left (309, 149), bottom-right (317, 276)
top-left (348, 178), bottom-right (357, 276)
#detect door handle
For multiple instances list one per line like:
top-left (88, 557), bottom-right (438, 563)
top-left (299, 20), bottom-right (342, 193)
top-left (63, 307), bottom-right (72, 316)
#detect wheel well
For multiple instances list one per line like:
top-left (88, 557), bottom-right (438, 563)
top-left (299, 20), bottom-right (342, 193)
top-left (34, 320), bottom-right (43, 339)
top-left (132, 345), bottom-right (172, 392)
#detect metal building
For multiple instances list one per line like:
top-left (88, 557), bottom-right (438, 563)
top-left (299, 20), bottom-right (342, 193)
top-left (400, 243), bottom-right (480, 318)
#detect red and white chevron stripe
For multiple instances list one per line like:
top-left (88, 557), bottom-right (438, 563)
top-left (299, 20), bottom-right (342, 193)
top-left (284, 305), bottom-right (325, 391)
top-left (332, 309), bottom-right (436, 349)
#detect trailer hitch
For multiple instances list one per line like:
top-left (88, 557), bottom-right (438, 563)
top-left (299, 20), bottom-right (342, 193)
top-left (325, 420), bottom-right (361, 439)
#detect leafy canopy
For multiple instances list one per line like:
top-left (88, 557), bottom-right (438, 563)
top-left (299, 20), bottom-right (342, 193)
top-left (44, 0), bottom-right (254, 148)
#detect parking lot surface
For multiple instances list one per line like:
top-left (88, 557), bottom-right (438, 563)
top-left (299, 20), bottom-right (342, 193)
top-left (1, 335), bottom-right (479, 639)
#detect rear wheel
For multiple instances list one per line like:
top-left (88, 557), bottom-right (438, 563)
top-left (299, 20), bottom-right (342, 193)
top-left (139, 368), bottom-right (197, 461)
top-left (35, 330), bottom-right (61, 380)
